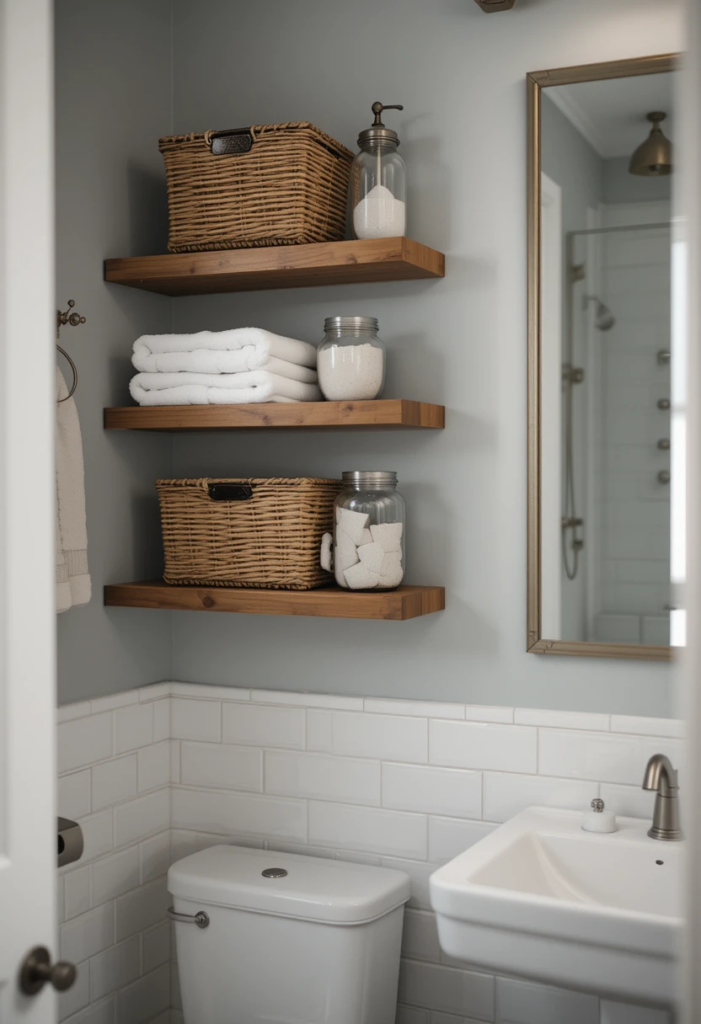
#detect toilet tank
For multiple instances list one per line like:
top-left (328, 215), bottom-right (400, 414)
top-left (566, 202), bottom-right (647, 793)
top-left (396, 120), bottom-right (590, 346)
top-left (168, 845), bottom-right (411, 1024)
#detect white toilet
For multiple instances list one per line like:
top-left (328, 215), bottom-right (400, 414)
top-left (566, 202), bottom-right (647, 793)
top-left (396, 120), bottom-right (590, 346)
top-left (168, 844), bottom-right (411, 1024)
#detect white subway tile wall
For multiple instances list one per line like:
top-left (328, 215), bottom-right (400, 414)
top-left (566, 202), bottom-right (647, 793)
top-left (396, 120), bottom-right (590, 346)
top-left (57, 694), bottom-right (172, 1024)
top-left (57, 684), bottom-right (681, 1024)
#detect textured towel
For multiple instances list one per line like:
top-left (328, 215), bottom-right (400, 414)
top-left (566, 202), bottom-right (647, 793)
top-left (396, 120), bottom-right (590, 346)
top-left (130, 370), bottom-right (322, 406)
top-left (134, 350), bottom-right (318, 383)
top-left (132, 328), bottom-right (318, 374)
top-left (56, 368), bottom-right (91, 613)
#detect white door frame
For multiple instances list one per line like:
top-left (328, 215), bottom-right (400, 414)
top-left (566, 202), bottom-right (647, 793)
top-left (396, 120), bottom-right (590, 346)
top-left (0, 0), bottom-right (57, 1020)
top-left (540, 171), bottom-right (563, 639)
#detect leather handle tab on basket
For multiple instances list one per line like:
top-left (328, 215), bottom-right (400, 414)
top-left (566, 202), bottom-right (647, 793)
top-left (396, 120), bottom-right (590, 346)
top-left (207, 483), bottom-right (254, 501)
top-left (207, 128), bottom-right (254, 155)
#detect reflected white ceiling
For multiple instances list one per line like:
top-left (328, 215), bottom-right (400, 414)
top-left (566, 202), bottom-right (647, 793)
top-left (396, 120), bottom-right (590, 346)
top-left (546, 72), bottom-right (675, 160)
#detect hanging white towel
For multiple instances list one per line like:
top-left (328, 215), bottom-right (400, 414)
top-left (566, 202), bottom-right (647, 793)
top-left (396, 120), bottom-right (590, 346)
top-left (129, 370), bottom-right (322, 406)
top-left (132, 328), bottom-right (318, 374)
top-left (56, 368), bottom-right (91, 613)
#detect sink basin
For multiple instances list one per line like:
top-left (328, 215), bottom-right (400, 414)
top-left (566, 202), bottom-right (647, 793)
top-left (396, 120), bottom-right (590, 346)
top-left (429, 807), bottom-right (683, 1007)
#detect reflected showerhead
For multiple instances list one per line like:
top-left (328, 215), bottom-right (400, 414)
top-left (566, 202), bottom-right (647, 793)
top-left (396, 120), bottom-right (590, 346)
top-left (594, 301), bottom-right (615, 332)
top-left (584, 295), bottom-right (616, 332)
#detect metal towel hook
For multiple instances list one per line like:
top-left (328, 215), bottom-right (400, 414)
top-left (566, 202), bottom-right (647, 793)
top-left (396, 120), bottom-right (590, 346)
top-left (57, 299), bottom-right (86, 403)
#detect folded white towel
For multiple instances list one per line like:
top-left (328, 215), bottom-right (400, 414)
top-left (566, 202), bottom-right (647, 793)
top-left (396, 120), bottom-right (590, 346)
top-left (56, 368), bottom-right (91, 613)
top-left (135, 350), bottom-right (318, 383)
top-left (130, 370), bottom-right (322, 406)
top-left (133, 328), bottom-right (318, 374)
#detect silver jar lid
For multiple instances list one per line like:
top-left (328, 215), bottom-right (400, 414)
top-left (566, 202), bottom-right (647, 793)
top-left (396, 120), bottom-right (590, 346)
top-left (342, 471), bottom-right (397, 488)
top-left (324, 316), bottom-right (379, 334)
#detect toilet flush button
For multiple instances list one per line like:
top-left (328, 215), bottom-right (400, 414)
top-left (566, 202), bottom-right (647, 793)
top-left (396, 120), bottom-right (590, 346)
top-left (262, 868), bottom-right (288, 878)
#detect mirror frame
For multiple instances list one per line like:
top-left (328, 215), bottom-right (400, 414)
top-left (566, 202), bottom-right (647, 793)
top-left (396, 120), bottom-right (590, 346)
top-left (527, 54), bottom-right (679, 662)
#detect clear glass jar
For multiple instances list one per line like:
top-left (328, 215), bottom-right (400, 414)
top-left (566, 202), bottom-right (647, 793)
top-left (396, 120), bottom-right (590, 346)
top-left (352, 103), bottom-right (406, 239)
top-left (317, 316), bottom-right (386, 401)
top-left (333, 471), bottom-right (405, 590)
top-left (352, 144), bottom-right (407, 239)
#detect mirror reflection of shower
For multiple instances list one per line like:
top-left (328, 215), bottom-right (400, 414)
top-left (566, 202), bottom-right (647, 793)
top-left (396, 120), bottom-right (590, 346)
top-left (561, 248), bottom-right (590, 582)
top-left (562, 222), bottom-right (670, 588)
top-left (562, 267), bottom-right (584, 582)
top-left (539, 67), bottom-right (676, 647)
top-left (562, 287), bottom-right (616, 581)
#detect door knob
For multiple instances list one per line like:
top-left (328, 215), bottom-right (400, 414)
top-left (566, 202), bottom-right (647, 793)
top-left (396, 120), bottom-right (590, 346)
top-left (19, 946), bottom-right (77, 996)
top-left (657, 398), bottom-right (671, 410)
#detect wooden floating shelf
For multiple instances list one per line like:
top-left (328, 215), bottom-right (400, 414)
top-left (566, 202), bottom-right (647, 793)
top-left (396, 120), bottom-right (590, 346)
top-left (104, 237), bottom-right (445, 296)
top-left (105, 581), bottom-right (445, 621)
top-left (104, 399), bottom-right (445, 432)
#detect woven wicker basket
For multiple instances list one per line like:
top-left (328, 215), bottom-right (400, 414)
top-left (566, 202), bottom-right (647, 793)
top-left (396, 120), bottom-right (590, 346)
top-left (158, 122), bottom-right (354, 253)
top-left (157, 477), bottom-right (341, 590)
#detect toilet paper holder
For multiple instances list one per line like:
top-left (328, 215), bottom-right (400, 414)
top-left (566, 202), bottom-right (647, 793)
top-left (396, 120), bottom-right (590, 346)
top-left (57, 817), bottom-right (84, 868)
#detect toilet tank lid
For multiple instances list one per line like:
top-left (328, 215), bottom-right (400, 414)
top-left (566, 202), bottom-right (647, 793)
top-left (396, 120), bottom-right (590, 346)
top-left (168, 845), bottom-right (411, 925)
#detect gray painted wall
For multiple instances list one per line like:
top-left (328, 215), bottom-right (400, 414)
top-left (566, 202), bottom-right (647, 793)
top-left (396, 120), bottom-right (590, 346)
top-left (167, 0), bottom-right (682, 715)
top-left (54, 0), bottom-right (682, 714)
top-left (542, 93), bottom-right (603, 236)
top-left (603, 156), bottom-right (672, 204)
top-left (56, 0), bottom-right (173, 702)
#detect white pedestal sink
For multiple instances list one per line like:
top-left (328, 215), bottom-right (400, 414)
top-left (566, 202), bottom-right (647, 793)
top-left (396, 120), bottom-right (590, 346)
top-left (429, 807), bottom-right (683, 1008)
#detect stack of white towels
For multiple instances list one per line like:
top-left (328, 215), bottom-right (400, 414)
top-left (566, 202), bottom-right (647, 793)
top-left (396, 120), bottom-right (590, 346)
top-left (129, 328), bottom-right (321, 406)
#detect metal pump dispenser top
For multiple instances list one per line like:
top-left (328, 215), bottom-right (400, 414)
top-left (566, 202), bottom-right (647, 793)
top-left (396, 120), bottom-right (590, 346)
top-left (357, 102), bottom-right (404, 148)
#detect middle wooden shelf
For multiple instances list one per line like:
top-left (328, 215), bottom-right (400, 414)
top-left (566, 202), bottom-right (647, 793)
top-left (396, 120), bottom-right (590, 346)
top-left (104, 398), bottom-right (445, 431)
top-left (105, 581), bottom-right (445, 621)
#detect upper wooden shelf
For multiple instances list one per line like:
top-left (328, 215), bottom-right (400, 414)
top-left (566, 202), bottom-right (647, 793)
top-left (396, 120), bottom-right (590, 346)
top-left (104, 399), bottom-right (444, 432)
top-left (105, 581), bottom-right (445, 621)
top-left (104, 237), bottom-right (445, 296)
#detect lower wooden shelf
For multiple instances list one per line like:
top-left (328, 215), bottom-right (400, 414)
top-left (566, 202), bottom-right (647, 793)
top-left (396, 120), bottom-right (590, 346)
top-left (104, 581), bottom-right (445, 621)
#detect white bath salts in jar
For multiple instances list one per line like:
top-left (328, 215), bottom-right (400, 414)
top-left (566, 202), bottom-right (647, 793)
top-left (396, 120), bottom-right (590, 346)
top-left (317, 316), bottom-right (386, 401)
top-left (353, 184), bottom-right (406, 239)
top-left (318, 343), bottom-right (384, 401)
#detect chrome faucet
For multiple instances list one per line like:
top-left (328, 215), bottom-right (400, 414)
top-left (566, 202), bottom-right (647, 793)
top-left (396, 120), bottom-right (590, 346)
top-left (642, 753), bottom-right (683, 841)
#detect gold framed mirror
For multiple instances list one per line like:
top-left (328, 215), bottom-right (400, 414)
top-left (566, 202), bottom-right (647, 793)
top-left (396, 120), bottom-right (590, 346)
top-left (527, 54), bottom-right (679, 661)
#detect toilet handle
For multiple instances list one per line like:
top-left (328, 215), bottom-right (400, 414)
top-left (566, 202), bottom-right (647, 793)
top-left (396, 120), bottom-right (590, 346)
top-left (167, 906), bottom-right (210, 929)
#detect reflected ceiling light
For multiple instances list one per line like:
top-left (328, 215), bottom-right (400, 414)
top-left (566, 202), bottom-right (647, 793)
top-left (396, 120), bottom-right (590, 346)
top-left (629, 112), bottom-right (673, 177)
top-left (473, 0), bottom-right (515, 10)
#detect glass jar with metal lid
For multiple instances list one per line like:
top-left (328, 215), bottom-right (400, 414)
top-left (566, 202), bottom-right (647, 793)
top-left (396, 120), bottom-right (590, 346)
top-left (317, 316), bottom-right (386, 401)
top-left (352, 102), bottom-right (406, 240)
top-left (332, 471), bottom-right (405, 591)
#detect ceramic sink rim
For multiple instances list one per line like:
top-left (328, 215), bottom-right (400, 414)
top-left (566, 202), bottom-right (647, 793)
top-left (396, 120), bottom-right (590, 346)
top-left (429, 806), bottom-right (684, 959)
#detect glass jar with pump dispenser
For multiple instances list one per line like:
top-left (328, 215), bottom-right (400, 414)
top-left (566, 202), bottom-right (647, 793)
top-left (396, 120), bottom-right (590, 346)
top-left (352, 102), bottom-right (406, 239)
top-left (329, 471), bottom-right (406, 591)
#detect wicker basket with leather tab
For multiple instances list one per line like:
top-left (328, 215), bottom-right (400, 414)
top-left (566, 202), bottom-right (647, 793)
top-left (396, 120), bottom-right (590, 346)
top-left (158, 123), bottom-right (353, 253)
top-left (156, 477), bottom-right (341, 590)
